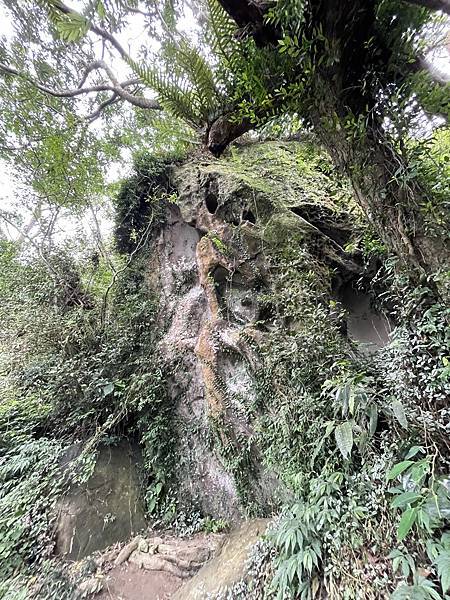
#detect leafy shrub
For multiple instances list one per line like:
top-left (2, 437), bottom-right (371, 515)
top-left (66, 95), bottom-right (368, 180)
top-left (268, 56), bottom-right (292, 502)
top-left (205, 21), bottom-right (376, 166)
top-left (0, 439), bottom-right (64, 582)
top-left (114, 153), bottom-right (181, 253)
top-left (251, 241), bottom-right (450, 598)
top-left (0, 220), bottom-right (176, 590)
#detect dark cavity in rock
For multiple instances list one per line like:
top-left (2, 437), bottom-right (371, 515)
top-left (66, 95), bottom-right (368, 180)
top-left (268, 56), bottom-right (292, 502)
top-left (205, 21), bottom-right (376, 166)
top-left (338, 282), bottom-right (393, 352)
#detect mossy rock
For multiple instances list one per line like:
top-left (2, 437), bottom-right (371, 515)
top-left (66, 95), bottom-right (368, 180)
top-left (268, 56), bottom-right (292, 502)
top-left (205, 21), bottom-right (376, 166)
top-left (55, 442), bottom-right (146, 560)
top-left (173, 519), bottom-right (270, 599)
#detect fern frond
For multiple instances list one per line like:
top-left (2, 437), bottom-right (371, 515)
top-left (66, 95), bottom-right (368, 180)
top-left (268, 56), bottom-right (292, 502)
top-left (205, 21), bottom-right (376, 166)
top-left (172, 41), bottom-right (220, 117)
top-left (205, 0), bottom-right (239, 64)
top-left (205, 0), bottom-right (249, 95)
top-left (36, 0), bottom-right (63, 23)
top-left (126, 57), bottom-right (203, 128)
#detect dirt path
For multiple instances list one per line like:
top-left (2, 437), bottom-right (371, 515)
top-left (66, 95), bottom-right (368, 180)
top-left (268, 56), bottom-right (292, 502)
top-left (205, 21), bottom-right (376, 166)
top-left (96, 563), bottom-right (182, 600)
top-left (79, 531), bottom-right (225, 600)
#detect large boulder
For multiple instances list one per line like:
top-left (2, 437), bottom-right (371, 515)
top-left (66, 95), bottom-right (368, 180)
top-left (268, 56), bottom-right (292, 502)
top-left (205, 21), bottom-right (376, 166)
top-left (55, 442), bottom-right (147, 560)
top-left (173, 519), bottom-right (269, 599)
top-left (145, 141), bottom-right (362, 520)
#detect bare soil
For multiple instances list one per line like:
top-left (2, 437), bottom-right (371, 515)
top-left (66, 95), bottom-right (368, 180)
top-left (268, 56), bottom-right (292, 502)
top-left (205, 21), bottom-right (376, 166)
top-left (96, 563), bottom-right (183, 600)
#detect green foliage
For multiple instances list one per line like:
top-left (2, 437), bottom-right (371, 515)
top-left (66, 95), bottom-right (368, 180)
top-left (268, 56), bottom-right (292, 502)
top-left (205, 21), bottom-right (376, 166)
top-left (0, 189), bottom-right (176, 588)
top-left (0, 439), bottom-right (63, 580)
top-left (250, 230), bottom-right (450, 599)
top-left (334, 420), bottom-right (353, 460)
top-left (128, 17), bottom-right (231, 132)
top-left (414, 128), bottom-right (450, 233)
top-left (52, 11), bottom-right (90, 43)
top-left (202, 517), bottom-right (229, 534)
top-left (0, 75), bottom-right (115, 207)
top-left (114, 152), bottom-right (181, 253)
top-left (388, 452), bottom-right (450, 541)
top-left (391, 575), bottom-right (445, 600)
top-left (430, 534), bottom-right (450, 594)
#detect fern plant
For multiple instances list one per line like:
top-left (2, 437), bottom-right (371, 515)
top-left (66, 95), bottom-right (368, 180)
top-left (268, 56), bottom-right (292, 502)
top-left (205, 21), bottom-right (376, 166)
top-left (36, 0), bottom-right (281, 136)
top-left (127, 40), bottom-right (224, 131)
top-left (206, 0), bottom-right (244, 82)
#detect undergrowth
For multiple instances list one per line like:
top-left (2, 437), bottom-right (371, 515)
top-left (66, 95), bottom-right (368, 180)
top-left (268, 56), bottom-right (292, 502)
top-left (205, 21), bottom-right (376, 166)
top-left (0, 144), bottom-right (448, 600)
top-left (248, 250), bottom-right (450, 599)
top-left (0, 165), bottom-right (178, 594)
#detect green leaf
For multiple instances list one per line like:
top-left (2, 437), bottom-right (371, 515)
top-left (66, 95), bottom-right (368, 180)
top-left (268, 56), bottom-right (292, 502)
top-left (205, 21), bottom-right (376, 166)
top-left (392, 555), bottom-right (401, 573)
top-left (335, 421), bottom-right (353, 460)
top-left (397, 507), bottom-right (417, 541)
top-left (387, 460), bottom-right (414, 480)
top-left (102, 382), bottom-right (114, 396)
top-left (54, 13), bottom-right (89, 43)
top-left (409, 460), bottom-right (430, 486)
top-left (416, 507), bottom-right (432, 533)
top-left (435, 551), bottom-right (450, 593)
top-left (348, 389), bottom-right (355, 415)
top-left (324, 420), bottom-right (335, 437)
top-left (405, 445), bottom-right (424, 460)
top-left (391, 399), bottom-right (408, 429)
top-left (97, 0), bottom-right (106, 18)
top-left (391, 491), bottom-right (422, 509)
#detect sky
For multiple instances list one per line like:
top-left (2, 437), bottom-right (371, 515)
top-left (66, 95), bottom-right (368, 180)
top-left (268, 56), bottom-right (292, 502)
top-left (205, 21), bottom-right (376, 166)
top-left (0, 1), bottom-right (197, 242)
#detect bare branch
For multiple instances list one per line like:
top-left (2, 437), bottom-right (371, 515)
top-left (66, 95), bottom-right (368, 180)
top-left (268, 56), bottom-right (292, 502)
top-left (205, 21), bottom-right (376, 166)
top-left (0, 1), bottom-right (164, 114)
top-left (0, 61), bottom-right (115, 96)
top-left (0, 60), bottom-right (161, 111)
top-left (86, 92), bottom-right (120, 121)
top-left (77, 61), bottom-right (105, 88)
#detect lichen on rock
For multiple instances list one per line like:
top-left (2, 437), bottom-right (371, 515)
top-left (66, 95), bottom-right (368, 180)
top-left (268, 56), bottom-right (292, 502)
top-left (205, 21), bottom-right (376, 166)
top-left (138, 140), bottom-right (366, 519)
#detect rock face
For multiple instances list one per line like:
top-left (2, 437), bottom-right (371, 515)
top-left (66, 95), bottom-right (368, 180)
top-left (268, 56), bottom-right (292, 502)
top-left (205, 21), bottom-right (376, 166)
top-left (55, 443), bottom-right (146, 560)
top-left (338, 281), bottom-right (392, 352)
top-left (127, 532), bottom-right (224, 579)
top-left (145, 141), bottom-right (365, 520)
top-left (173, 519), bottom-right (269, 599)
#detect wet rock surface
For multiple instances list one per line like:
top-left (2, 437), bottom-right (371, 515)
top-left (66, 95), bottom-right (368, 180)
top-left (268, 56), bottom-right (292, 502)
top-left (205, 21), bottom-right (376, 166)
top-left (55, 443), bottom-right (146, 560)
top-left (173, 519), bottom-right (269, 599)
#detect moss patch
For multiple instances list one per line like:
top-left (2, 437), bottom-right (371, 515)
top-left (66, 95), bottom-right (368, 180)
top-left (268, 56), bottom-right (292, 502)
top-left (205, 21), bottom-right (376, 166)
top-left (203, 141), bottom-right (358, 215)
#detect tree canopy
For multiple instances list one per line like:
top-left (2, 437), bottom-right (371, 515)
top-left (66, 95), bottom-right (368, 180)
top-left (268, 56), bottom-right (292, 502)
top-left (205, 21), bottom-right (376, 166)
top-left (0, 0), bottom-right (449, 278)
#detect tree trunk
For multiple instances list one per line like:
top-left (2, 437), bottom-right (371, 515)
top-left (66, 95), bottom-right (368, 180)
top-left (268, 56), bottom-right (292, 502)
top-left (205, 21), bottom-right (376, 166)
top-left (310, 88), bottom-right (450, 276)
top-left (217, 0), bottom-right (450, 276)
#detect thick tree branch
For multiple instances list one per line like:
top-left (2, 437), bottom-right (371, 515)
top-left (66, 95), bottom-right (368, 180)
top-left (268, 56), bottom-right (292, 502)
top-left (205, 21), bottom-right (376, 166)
top-left (217, 0), bottom-right (278, 45)
top-left (91, 60), bottom-right (160, 109)
top-left (0, 60), bottom-right (161, 111)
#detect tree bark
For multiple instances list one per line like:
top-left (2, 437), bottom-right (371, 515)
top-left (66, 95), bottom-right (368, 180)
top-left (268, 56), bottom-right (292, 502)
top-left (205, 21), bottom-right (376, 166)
top-left (311, 102), bottom-right (450, 274)
top-left (217, 0), bottom-right (450, 276)
top-left (217, 0), bottom-right (278, 46)
top-left (206, 114), bottom-right (252, 156)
